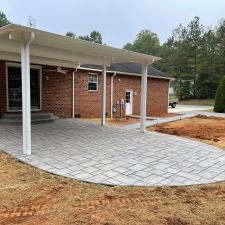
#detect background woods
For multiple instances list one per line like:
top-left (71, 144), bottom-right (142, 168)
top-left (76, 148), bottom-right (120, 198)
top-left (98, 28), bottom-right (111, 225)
top-left (124, 16), bottom-right (225, 100)
top-left (1, 12), bottom-right (224, 100)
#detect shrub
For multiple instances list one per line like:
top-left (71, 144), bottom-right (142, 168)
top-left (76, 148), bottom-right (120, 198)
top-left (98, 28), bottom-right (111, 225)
top-left (214, 76), bottom-right (225, 113)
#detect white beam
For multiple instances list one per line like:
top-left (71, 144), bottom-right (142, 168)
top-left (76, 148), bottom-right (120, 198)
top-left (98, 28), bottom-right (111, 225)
top-left (21, 42), bottom-right (32, 155)
top-left (0, 39), bottom-right (112, 65)
top-left (0, 51), bottom-right (77, 68)
top-left (140, 63), bottom-right (148, 132)
top-left (101, 61), bottom-right (107, 126)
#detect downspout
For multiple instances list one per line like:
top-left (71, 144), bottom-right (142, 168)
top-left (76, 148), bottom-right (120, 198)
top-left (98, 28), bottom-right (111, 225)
top-left (72, 68), bottom-right (78, 118)
top-left (110, 72), bottom-right (117, 119)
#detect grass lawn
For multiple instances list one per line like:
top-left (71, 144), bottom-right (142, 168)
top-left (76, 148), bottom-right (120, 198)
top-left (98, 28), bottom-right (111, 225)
top-left (1, 151), bottom-right (225, 225)
top-left (148, 115), bottom-right (225, 150)
top-left (179, 99), bottom-right (215, 106)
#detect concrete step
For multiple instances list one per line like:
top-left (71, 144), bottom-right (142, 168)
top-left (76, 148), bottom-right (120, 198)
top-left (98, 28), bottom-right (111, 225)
top-left (0, 112), bottom-right (58, 124)
top-left (1, 112), bottom-right (54, 120)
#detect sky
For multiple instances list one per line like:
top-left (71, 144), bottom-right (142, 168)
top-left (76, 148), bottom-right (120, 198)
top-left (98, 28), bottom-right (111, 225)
top-left (0, 0), bottom-right (224, 48)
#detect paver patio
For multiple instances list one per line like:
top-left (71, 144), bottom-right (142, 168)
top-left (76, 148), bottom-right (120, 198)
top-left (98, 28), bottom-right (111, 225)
top-left (1, 119), bottom-right (225, 186)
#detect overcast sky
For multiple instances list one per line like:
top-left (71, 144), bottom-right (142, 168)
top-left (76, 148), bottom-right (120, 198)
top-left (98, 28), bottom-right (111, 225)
top-left (1, 0), bottom-right (224, 48)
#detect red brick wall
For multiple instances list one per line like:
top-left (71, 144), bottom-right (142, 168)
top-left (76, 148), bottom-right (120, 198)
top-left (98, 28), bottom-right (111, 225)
top-left (74, 71), bottom-right (169, 118)
top-left (147, 78), bottom-right (169, 117)
top-left (42, 66), bottom-right (73, 118)
top-left (111, 74), bottom-right (169, 118)
top-left (74, 70), bottom-right (111, 118)
top-left (0, 60), bottom-right (169, 118)
top-left (0, 61), bottom-right (6, 114)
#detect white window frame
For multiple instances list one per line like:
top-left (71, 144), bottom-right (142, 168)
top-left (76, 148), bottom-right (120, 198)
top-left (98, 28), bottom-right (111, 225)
top-left (6, 62), bottom-right (42, 112)
top-left (88, 73), bottom-right (98, 92)
top-left (125, 89), bottom-right (133, 115)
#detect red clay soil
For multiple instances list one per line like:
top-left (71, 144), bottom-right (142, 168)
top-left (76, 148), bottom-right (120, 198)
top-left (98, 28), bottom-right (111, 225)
top-left (1, 151), bottom-right (225, 225)
top-left (149, 115), bottom-right (225, 149)
top-left (84, 117), bottom-right (142, 126)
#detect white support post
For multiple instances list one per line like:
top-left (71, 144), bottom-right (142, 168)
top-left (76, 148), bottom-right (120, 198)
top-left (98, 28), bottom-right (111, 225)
top-left (101, 61), bottom-right (107, 126)
top-left (140, 62), bottom-right (148, 132)
top-left (72, 70), bottom-right (75, 118)
top-left (21, 42), bottom-right (32, 155)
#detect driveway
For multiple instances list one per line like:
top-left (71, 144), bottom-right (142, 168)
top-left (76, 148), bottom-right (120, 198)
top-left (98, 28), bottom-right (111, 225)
top-left (168, 104), bottom-right (213, 114)
top-left (1, 119), bottom-right (225, 186)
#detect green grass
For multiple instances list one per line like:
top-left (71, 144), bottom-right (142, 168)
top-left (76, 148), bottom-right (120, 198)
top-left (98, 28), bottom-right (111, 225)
top-left (179, 99), bottom-right (215, 106)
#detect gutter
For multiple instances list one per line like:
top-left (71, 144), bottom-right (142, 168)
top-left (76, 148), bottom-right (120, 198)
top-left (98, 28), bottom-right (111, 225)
top-left (110, 72), bottom-right (117, 118)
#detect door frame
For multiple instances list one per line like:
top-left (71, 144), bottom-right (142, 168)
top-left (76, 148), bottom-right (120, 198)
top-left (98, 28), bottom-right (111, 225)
top-left (125, 89), bottom-right (133, 115)
top-left (6, 62), bottom-right (42, 112)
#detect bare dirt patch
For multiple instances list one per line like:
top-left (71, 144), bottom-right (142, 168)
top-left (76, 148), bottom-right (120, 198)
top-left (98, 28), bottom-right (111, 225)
top-left (148, 115), bottom-right (225, 149)
top-left (1, 151), bottom-right (225, 225)
top-left (85, 114), bottom-right (178, 126)
top-left (84, 117), bottom-right (142, 126)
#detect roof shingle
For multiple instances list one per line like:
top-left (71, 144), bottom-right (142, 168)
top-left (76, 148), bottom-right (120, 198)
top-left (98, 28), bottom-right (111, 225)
top-left (81, 62), bottom-right (168, 78)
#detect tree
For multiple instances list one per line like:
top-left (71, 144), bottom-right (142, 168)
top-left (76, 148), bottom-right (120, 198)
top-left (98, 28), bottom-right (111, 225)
top-left (215, 20), bottom-right (225, 76)
top-left (66, 32), bottom-right (76, 38)
top-left (0, 11), bottom-right (10, 27)
top-left (154, 16), bottom-right (225, 100)
top-left (155, 25), bottom-right (193, 99)
top-left (66, 30), bottom-right (103, 44)
top-left (186, 16), bottom-right (204, 97)
top-left (89, 31), bottom-right (102, 44)
top-left (214, 76), bottom-right (225, 113)
top-left (78, 35), bottom-right (90, 41)
top-left (123, 29), bottom-right (160, 55)
top-left (197, 29), bottom-right (220, 98)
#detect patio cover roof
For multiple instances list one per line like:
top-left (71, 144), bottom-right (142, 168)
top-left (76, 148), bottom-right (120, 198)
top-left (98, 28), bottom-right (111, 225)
top-left (0, 24), bottom-right (160, 68)
top-left (0, 24), bottom-right (160, 155)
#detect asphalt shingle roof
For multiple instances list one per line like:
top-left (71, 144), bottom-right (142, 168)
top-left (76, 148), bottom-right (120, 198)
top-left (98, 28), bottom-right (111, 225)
top-left (80, 62), bottom-right (169, 78)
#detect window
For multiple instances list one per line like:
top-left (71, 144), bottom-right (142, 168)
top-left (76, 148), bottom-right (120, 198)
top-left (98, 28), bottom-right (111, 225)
top-left (7, 63), bottom-right (41, 111)
top-left (125, 91), bottom-right (131, 103)
top-left (88, 74), bottom-right (98, 91)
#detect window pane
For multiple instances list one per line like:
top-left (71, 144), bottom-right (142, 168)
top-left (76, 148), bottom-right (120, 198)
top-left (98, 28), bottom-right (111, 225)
top-left (126, 92), bottom-right (130, 103)
top-left (88, 74), bottom-right (98, 91)
top-left (88, 82), bottom-right (97, 91)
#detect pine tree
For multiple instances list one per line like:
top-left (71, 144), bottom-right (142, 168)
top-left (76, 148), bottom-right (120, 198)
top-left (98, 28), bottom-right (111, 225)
top-left (214, 76), bottom-right (225, 113)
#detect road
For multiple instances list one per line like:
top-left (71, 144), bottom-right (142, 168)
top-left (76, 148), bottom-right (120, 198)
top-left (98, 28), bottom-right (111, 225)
top-left (168, 104), bottom-right (213, 114)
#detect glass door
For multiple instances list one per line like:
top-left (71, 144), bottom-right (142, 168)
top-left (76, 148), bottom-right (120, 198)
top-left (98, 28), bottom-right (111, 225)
top-left (7, 65), bottom-right (41, 111)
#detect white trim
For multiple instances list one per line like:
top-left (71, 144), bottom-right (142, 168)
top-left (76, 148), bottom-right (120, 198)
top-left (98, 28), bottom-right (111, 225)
top-left (5, 62), bottom-right (42, 112)
top-left (125, 89), bottom-right (133, 115)
top-left (78, 66), bottom-right (172, 80)
top-left (88, 73), bottom-right (99, 92)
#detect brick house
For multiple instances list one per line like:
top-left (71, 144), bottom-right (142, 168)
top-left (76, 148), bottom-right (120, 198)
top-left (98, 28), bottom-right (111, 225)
top-left (0, 24), bottom-right (170, 155)
top-left (0, 61), bottom-right (170, 119)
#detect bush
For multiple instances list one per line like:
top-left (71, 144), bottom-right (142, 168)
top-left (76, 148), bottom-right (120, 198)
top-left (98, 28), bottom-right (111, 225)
top-left (214, 76), bottom-right (225, 113)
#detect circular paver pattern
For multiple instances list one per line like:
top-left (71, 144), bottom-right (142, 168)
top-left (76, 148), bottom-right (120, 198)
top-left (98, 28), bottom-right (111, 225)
top-left (1, 119), bottom-right (225, 186)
